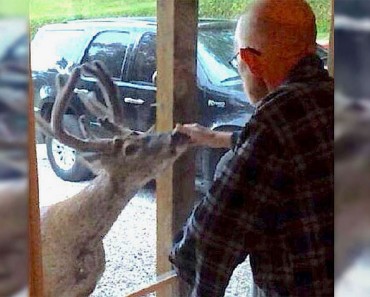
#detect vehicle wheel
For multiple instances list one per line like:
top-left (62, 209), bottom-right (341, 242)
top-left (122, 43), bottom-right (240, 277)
top-left (46, 114), bottom-right (93, 182)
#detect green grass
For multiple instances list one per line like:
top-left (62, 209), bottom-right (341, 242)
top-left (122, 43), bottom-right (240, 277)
top-left (197, 0), bottom-right (330, 37)
top-left (30, 0), bottom-right (156, 35)
top-left (30, 0), bottom-right (331, 38)
top-left (0, 0), bottom-right (28, 16)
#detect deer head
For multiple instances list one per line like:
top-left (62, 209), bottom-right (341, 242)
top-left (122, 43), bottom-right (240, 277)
top-left (37, 60), bottom-right (190, 185)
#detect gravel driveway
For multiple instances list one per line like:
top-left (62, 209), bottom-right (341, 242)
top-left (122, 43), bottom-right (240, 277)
top-left (37, 144), bottom-right (253, 296)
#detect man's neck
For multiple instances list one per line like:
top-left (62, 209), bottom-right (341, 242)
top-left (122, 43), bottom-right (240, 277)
top-left (265, 54), bottom-right (311, 91)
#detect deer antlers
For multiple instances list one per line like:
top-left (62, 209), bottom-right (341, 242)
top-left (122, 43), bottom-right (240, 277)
top-left (38, 60), bottom-right (135, 153)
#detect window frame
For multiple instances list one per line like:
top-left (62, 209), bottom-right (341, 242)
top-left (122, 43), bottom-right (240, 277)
top-left (127, 31), bottom-right (157, 86)
top-left (81, 30), bottom-right (131, 80)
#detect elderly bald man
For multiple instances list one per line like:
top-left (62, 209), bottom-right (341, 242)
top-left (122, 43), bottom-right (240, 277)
top-left (170, 0), bottom-right (333, 296)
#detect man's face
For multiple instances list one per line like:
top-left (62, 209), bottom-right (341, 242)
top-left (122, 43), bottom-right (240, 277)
top-left (237, 56), bottom-right (268, 105)
top-left (234, 20), bottom-right (268, 105)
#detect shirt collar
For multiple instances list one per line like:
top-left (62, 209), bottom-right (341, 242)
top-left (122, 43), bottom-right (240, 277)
top-left (284, 54), bottom-right (329, 85)
top-left (255, 54), bottom-right (329, 111)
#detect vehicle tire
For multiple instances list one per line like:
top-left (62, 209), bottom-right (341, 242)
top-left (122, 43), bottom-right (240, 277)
top-left (46, 114), bottom-right (93, 182)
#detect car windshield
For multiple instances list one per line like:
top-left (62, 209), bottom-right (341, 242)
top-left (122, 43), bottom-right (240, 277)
top-left (198, 28), bottom-right (241, 86)
top-left (31, 29), bottom-right (86, 72)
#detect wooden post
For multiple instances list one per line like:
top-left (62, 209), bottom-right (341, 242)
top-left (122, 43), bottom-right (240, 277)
top-left (125, 271), bottom-right (177, 297)
top-left (328, 0), bottom-right (334, 77)
top-left (156, 0), bottom-right (199, 296)
top-left (28, 42), bottom-right (44, 296)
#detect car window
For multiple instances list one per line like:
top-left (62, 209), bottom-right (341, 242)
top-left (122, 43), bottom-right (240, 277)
top-left (198, 29), bottom-right (240, 86)
top-left (83, 31), bottom-right (130, 79)
top-left (31, 30), bottom-right (86, 72)
top-left (129, 32), bottom-right (156, 84)
top-left (198, 28), bottom-right (328, 86)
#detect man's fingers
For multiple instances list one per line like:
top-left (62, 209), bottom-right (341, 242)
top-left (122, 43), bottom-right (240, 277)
top-left (174, 123), bottom-right (211, 146)
top-left (175, 123), bottom-right (197, 134)
top-left (174, 124), bottom-right (188, 134)
top-left (184, 123), bottom-right (200, 129)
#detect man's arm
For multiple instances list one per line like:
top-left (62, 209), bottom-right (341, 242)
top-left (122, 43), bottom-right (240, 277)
top-left (170, 145), bottom-right (258, 296)
top-left (170, 176), bottom-right (250, 296)
top-left (171, 121), bottom-right (282, 296)
top-left (175, 123), bottom-right (241, 149)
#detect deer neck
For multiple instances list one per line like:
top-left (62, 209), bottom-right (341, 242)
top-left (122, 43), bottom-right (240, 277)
top-left (70, 171), bottom-right (145, 241)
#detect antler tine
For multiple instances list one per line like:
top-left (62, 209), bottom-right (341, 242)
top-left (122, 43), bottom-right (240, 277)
top-left (144, 124), bottom-right (155, 135)
top-left (82, 61), bottom-right (124, 124)
top-left (78, 91), bottom-right (113, 121)
top-left (51, 67), bottom-right (120, 153)
top-left (93, 60), bottom-right (124, 124)
top-left (78, 91), bottom-right (132, 137)
top-left (78, 115), bottom-right (95, 139)
top-left (35, 114), bottom-right (54, 139)
top-left (97, 117), bottom-right (133, 138)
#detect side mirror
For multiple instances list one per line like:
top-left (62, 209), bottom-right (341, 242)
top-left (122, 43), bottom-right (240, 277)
top-left (152, 70), bottom-right (157, 86)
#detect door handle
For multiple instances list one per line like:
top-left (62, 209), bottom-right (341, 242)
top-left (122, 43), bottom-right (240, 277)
top-left (124, 97), bottom-right (145, 105)
top-left (208, 99), bottom-right (226, 108)
top-left (73, 88), bottom-right (89, 94)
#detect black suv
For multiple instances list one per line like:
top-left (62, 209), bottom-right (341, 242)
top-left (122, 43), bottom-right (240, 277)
top-left (31, 17), bottom-right (327, 193)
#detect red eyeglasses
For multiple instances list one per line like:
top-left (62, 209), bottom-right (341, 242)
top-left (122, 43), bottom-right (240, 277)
top-left (228, 47), bottom-right (262, 68)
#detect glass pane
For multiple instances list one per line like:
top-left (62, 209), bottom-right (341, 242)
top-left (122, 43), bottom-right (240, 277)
top-left (84, 31), bottom-right (130, 78)
top-left (198, 29), bottom-right (240, 86)
top-left (31, 30), bottom-right (86, 72)
top-left (130, 32), bottom-right (156, 83)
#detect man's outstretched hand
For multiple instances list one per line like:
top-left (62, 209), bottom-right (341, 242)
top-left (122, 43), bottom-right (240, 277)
top-left (175, 123), bottom-right (232, 149)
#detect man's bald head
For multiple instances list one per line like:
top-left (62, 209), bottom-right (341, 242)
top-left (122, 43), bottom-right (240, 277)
top-left (236, 0), bottom-right (317, 58)
top-left (234, 0), bottom-right (318, 97)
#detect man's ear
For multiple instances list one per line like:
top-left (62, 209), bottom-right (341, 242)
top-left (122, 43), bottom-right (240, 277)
top-left (240, 49), bottom-right (263, 78)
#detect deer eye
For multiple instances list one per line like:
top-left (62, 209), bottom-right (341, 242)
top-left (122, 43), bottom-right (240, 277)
top-left (125, 144), bottom-right (140, 156)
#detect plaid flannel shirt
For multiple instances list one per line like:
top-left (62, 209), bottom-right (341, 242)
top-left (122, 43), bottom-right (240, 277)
top-left (170, 55), bottom-right (334, 297)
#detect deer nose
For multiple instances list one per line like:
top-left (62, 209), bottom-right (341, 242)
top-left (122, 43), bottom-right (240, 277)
top-left (171, 131), bottom-right (190, 146)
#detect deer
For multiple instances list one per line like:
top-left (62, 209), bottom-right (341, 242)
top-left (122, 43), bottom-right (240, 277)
top-left (36, 60), bottom-right (191, 297)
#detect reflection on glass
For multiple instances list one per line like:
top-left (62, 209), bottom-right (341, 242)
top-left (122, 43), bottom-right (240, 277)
top-left (131, 32), bottom-right (156, 83)
top-left (198, 29), bottom-right (240, 86)
top-left (84, 31), bottom-right (130, 78)
top-left (31, 29), bottom-right (86, 73)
